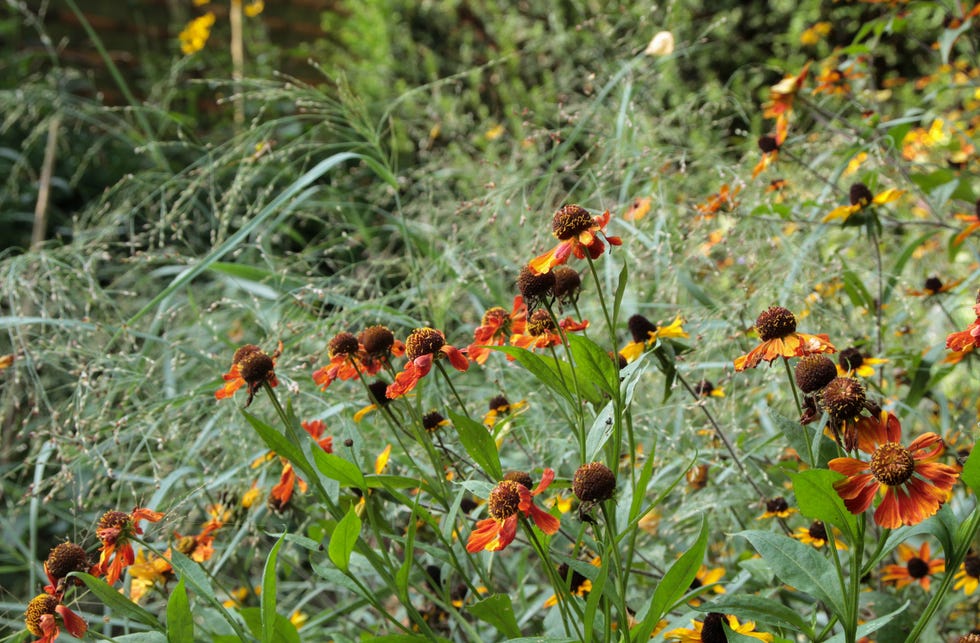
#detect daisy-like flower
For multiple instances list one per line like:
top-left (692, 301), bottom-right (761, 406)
top-left (386, 328), bottom-right (469, 399)
top-left (312, 332), bottom-right (370, 391)
top-left (693, 379), bottom-right (725, 398)
top-left (836, 346), bottom-right (888, 378)
top-left (822, 182), bottom-right (904, 224)
top-left (94, 507), bottom-right (165, 585)
top-left (24, 593), bottom-right (87, 643)
top-left (953, 199), bottom-right (980, 246)
top-left (269, 420), bottom-right (333, 511)
top-left (43, 541), bottom-right (90, 595)
top-left (954, 554), bottom-right (980, 595)
top-left (128, 548), bottom-right (174, 603)
top-left (664, 612), bottom-right (773, 642)
top-left (528, 205), bottom-right (622, 275)
top-left (752, 132), bottom-right (784, 179)
top-left (179, 11), bottom-right (216, 55)
top-left (509, 309), bottom-right (589, 352)
top-left (763, 63), bottom-right (810, 148)
top-left (467, 296), bottom-right (527, 365)
top-left (794, 520), bottom-right (847, 550)
top-left (757, 496), bottom-right (796, 520)
top-left (881, 542), bottom-right (944, 591)
top-left (946, 289), bottom-right (980, 354)
top-left (688, 565), bottom-right (726, 606)
top-left (466, 469), bottom-right (560, 553)
top-left (908, 276), bottom-right (963, 297)
top-left (829, 411), bottom-right (959, 529)
top-left (820, 376), bottom-right (879, 450)
top-left (734, 306), bottom-right (836, 371)
top-left (353, 380), bottom-right (394, 423)
top-left (694, 183), bottom-right (741, 219)
top-left (483, 394), bottom-right (528, 428)
top-left (620, 314), bottom-right (688, 362)
top-left (215, 342), bottom-right (282, 407)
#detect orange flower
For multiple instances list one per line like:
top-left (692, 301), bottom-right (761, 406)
top-left (695, 183), bottom-right (741, 219)
top-left (467, 296), bottom-right (527, 365)
top-left (269, 420), bottom-right (333, 510)
top-left (466, 469), bottom-right (560, 553)
top-left (953, 199), bottom-right (980, 246)
top-left (734, 306), bottom-right (836, 371)
top-left (24, 593), bottom-right (87, 643)
top-left (94, 507), bottom-right (165, 585)
top-left (386, 328), bottom-right (468, 399)
top-left (829, 412), bottom-right (959, 529)
top-left (313, 332), bottom-right (371, 390)
top-left (215, 342), bottom-right (282, 407)
top-left (529, 205), bottom-right (622, 275)
top-left (763, 63), bottom-right (810, 148)
top-left (946, 290), bottom-right (980, 355)
top-left (881, 542), bottom-right (944, 591)
top-left (510, 309), bottom-right (588, 352)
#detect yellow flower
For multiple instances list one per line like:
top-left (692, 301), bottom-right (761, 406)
top-left (179, 12), bottom-right (216, 55)
top-left (688, 565), bottom-right (725, 605)
top-left (620, 314), bottom-right (688, 362)
top-left (375, 444), bottom-right (392, 475)
top-left (823, 183), bottom-right (904, 224)
top-left (800, 21), bottom-right (831, 46)
top-left (243, 0), bottom-right (264, 17)
top-left (664, 613), bottom-right (773, 642)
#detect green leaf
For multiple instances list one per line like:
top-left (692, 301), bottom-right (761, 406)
top-left (72, 572), bottom-right (163, 631)
top-left (566, 333), bottom-right (618, 399)
top-left (492, 346), bottom-right (572, 403)
top-left (938, 19), bottom-right (975, 64)
top-left (961, 443), bottom-right (980, 495)
top-left (448, 409), bottom-right (503, 480)
top-left (677, 267), bottom-right (718, 311)
top-left (841, 268), bottom-right (875, 312)
top-left (824, 600), bottom-right (909, 643)
top-left (240, 607), bottom-right (301, 643)
top-left (585, 399), bottom-right (615, 461)
top-left (612, 261), bottom-right (629, 328)
top-left (922, 504), bottom-right (957, 560)
top-left (365, 474), bottom-right (423, 490)
top-left (769, 410), bottom-right (835, 468)
top-left (698, 595), bottom-right (814, 638)
top-left (736, 530), bottom-right (845, 620)
top-left (313, 450), bottom-right (367, 490)
top-left (243, 411), bottom-right (316, 488)
top-left (166, 578), bottom-right (193, 643)
top-left (329, 505), bottom-right (362, 572)
top-left (884, 232), bottom-right (938, 304)
top-left (167, 549), bottom-right (249, 641)
top-left (633, 516), bottom-right (709, 639)
top-left (791, 469), bottom-right (858, 544)
top-left (469, 593), bottom-right (522, 638)
top-left (261, 534), bottom-right (286, 643)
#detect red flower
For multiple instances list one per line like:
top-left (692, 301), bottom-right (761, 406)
top-left (946, 290), bottom-right (980, 354)
top-left (269, 420), bottom-right (333, 510)
top-left (734, 306), bottom-right (835, 371)
top-left (529, 205), bottom-right (622, 275)
top-left (24, 593), bottom-right (87, 643)
top-left (94, 507), bottom-right (165, 585)
top-left (386, 328), bottom-right (469, 399)
top-left (510, 309), bottom-right (588, 352)
top-left (215, 342), bottom-right (282, 407)
top-left (467, 296), bottom-right (527, 365)
top-left (880, 542), bottom-right (944, 591)
top-left (466, 469), bottom-right (560, 552)
top-left (829, 412), bottom-right (959, 529)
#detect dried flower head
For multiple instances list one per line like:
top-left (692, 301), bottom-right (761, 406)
top-left (44, 541), bottom-right (90, 592)
top-left (795, 355), bottom-right (838, 393)
top-left (552, 266), bottom-right (582, 303)
top-left (572, 462), bottom-right (616, 503)
top-left (518, 265), bottom-right (556, 308)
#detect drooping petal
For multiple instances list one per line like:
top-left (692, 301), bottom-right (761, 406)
top-left (466, 518), bottom-right (502, 553)
top-left (528, 504), bottom-right (560, 535)
top-left (56, 604), bottom-right (88, 638)
top-left (442, 345), bottom-right (470, 372)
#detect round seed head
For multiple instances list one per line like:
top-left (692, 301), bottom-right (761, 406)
top-left (572, 462), bottom-right (616, 503)
top-left (795, 355), bottom-right (837, 393)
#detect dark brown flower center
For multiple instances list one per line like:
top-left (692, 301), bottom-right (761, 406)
top-left (232, 344), bottom-right (261, 365)
top-left (98, 510), bottom-right (129, 532)
top-left (795, 355), bottom-right (838, 393)
top-left (502, 470), bottom-right (533, 489)
top-left (328, 332), bottom-right (360, 358)
top-left (488, 395), bottom-right (510, 412)
top-left (755, 306), bottom-right (797, 341)
top-left (45, 541), bottom-right (90, 582)
top-left (487, 481), bottom-right (523, 520)
top-left (766, 497), bottom-right (789, 514)
top-left (963, 555), bottom-right (980, 578)
top-left (923, 277), bottom-right (943, 294)
top-left (360, 325), bottom-right (395, 357)
top-left (758, 135), bottom-right (780, 153)
top-left (405, 328), bottom-right (444, 361)
top-left (422, 411), bottom-right (446, 432)
top-left (240, 352), bottom-right (275, 385)
top-left (808, 521), bottom-right (828, 541)
top-left (869, 442), bottom-right (915, 486)
top-left (628, 314), bottom-right (658, 343)
top-left (557, 563), bottom-right (589, 593)
top-left (552, 204), bottom-right (594, 240)
top-left (701, 612), bottom-right (728, 643)
top-left (518, 265), bottom-right (556, 305)
top-left (25, 593), bottom-right (58, 636)
top-left (820, 377), bottom-right (867, 420)
top-left (367, 381), bottom-right (391, 406)
top-left (552, 266), bottom-right (582, 301)
top-left (838, 347), bottom-right (865, 372)
top-left (572, 462), bottom-right (616, 503)
top-left (849, 182), bottom-right (873, 206)
top-left (527, 309), bottom-right (556, 336)
top-left (906, 556), bottom-right (930, 579)
top-left (694, 379), bottom-right (715, 397)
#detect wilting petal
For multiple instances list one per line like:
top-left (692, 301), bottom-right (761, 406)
top-left (466, 518), bottom-right (502, 553)
top-left (56, 604), bottom-right (88, 638)
top-left (442, 345), bottom-right (470, 372)
top-left (528, 504), bottom-right (560, 535)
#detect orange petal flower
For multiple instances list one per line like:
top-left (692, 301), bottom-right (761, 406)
top-left (509, 308), bottom-right (588, 352)
top-left (880, 542), bottom-right (944, 591)
top-left (215, 342), bottom-right (282, 407)
top-left (467, 296), bottom-right (527, 365)
top-left (829, 413), bottom-right (958, 529)
top-left (529, 205), bottom-right (622, 275)
top-left (386, 328), bottom-right (469, 399)
top-left (25, 593), bottom-right (88, 643)
top-left (94, 507), bottom-right (164, 585)
top-left (466, 469), bottom-right (560, 553)
top-left (734, 306), bottom-right (835, 371)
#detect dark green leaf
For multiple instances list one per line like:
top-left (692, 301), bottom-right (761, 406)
top-left (791, 469), bottom-right (858, 544)
top-left (469, 594), bottom-right (521, 638)
top-left (448, 410), bottom-right (502, 480)
top-left (166, 578), bottom-right (193, 643)
top-left (824, 600), bottom-right (908, 643)
top-left (72, 572), bottom-right (162, 631)
top-left (240, 608), bottom-right (301, 643)
top-left (961, 443), bottom-right (980, 495)
top-left (313, 450), bottom-right (367, 490)
top-left (566, 333), bottom-right (618, 399)
top-left (167, 549), bottom-right (249, 641)
top-left (492, 346), bottom-right (572, 403)
top-left (328, 505), bottom-right (361, 572)
top-left (261, 534), bottom-right (286, 643)
top-left (737, 530), bottom-right (845, 620)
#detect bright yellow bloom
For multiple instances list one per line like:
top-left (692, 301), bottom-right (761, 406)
top-left (664, 613), bottom-right (772, 642)
top-left (179, 12), bottom-right (215, 55)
